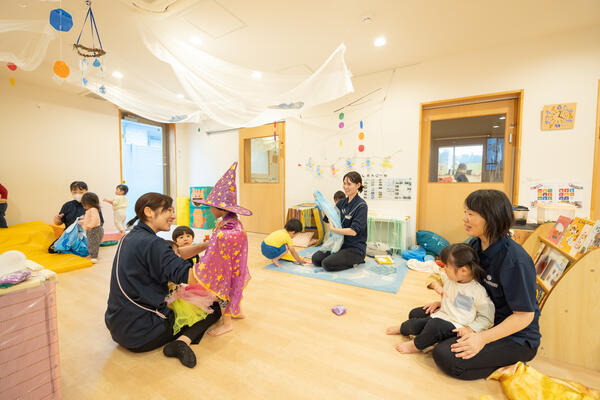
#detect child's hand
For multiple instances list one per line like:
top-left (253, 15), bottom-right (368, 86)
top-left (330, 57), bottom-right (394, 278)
top-left (423, 301), bottom-right (441, 314)
top-left (453, 326), bottom-right (474, 337)
top-left (53, 213), bottom-right (64, 225)
top-left (434, 285), bottom-right (446, 297)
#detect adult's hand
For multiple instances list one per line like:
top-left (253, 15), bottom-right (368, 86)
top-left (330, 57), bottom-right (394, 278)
top-left (451, 331), bottom-right (486, 359)
top-left (423, 301), bottom-right (441, 314)
top-left (53, 213), bottom-right (64, 225)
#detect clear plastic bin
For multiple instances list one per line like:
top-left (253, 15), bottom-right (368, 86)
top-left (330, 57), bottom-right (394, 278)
top-left (536, 203), bottom-right (577, 223)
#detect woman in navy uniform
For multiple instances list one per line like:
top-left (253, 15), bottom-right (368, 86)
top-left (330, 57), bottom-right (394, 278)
top-left (432, 189), bottom-right (540, 380)
top-left (105, 192), bottom-right (220, 368)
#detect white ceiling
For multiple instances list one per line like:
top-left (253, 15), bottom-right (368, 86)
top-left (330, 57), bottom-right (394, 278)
top-left (2, 0), bottom-right (600, 98)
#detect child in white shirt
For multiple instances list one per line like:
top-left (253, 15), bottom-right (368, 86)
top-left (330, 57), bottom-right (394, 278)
top-left (387, 243), bottom-right (494, 353)
top-left (103, 184), bottom-right (129, 235)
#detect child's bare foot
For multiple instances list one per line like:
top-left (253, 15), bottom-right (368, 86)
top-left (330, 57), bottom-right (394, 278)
top-left (386, 326), bottom-right (402, 335)
top-left (272, 259), bottom-right (280, 267)
top-left (395, 340), bottom-right (420, 354)
top-left (208, 322), bottom-right (233, 336)
top-left (308, 239), bottom-right (318, 246)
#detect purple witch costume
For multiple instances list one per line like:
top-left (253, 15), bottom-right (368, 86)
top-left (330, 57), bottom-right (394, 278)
top-left (191, 162), bottom-right (252, 317)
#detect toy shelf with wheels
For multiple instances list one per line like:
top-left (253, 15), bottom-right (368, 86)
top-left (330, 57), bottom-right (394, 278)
top-left (522, 223), bottom-right (600, 371)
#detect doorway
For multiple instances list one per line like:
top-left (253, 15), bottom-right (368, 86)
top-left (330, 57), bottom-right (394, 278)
top-left (417, 92), bottom-right (522, 243)
top-left (238, 123), bottom-right (285, 234)
top-left (119, 111), bottom-right (170, 219)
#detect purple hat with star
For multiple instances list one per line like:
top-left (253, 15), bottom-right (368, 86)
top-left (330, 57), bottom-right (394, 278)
top-left (192, 162), bottom-right (252, 216)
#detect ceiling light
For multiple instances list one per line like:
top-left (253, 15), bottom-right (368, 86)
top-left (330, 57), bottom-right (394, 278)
top-left (492, 125), bottom-right (500, 128)
top-left (190, 36), bottom-right (202, 46)
top-left (374, 36), bottom-right (387, 47)
top-left (112, 71), bottom-right (123, 79)
top-left (252, 71), bottom-right (262, 79)
top-left (499, 116), bottom-right (506, 120)
top-left (177, 93), bottom-right (184, 99)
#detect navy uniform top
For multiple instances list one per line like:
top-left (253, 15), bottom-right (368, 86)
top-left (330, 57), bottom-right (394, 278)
top-left (334, 195), bottom-right (368, 256)
top-left (58, 200), bottom-right (104, 227)
top-left (469, 236), bottom-right (541, 348)
top-left (105, 223), bottom-right (191, 349)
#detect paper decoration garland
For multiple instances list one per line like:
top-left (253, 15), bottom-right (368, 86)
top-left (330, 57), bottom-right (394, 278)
top-left (345, 160), bottom-right (354, 169)
top-left (339, 122), bottom-right (344, 129)
top-left (316, 166), bottom-right (322, 176)
top-left (9, 77), bottom-right (15, 87)
top-left (382, 157), bottom-right (392, 168)
top-left (339, 112), bottom-right (344, 120)
top-left (49, 9), bottom-right (73, 32)
top-left (331, 165), bottom-right (340, 175)
top-left (360, 120), bottom-right (364, 129)
top-left (358, 132), bottom-right (364, 140)
top-left (53, 60), bottom-right (70, 78)
top-left (92, 58), bottom-right (101, 68)
top-left (358, 144), bottom-right (365, 152)
top-left (7, 63), bottom-right (17, 71)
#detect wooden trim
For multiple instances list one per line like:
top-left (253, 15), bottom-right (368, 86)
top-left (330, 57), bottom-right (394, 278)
top-left (118, 109), bottom-right (123, 183)
top-left (512, 90), bottom-right (524, 203)
top-left (590, 80), bottom-right (600, 219)
top-left (421, 89), bottom-right (524, 109)
top-left (416, 105), bottom-right (424, 230)
top-left (171, 123), bottom-right (178, 198)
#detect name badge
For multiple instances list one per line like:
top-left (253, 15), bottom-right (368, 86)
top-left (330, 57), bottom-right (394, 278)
top-left (454, 293), bottom-right (474, 312)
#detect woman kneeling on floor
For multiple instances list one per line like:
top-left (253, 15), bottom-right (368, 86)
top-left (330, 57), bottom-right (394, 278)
top-left (105, 192), bottom-right (221, 368)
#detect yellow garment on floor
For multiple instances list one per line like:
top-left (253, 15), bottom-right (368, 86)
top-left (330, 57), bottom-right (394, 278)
top-left (168, 299), bottom-right (209, 335)
top-left (0, 221), bottom-right (93, 273)
top-left (488, 362), bottom-right (600, 400)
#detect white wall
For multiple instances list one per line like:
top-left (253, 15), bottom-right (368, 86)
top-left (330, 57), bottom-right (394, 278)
top-left (285, 24), bottom-right (600, 235)
top-left (0, 81), bottom-right (121, 230)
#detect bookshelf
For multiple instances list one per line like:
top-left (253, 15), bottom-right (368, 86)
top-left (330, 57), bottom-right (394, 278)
top-left (522, 223), bottom-right (600, 370)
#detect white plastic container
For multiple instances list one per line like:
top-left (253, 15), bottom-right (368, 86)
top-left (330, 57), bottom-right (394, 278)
top-left (536, 203), bottom-right (577, 223)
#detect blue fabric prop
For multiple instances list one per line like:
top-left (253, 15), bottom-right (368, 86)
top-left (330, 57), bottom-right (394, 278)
top-left (401, 247), bottom-right (426, 261)
top-left (313, 190), bottom-right (343, 253)
top-left (416, 230), bottom-right (450, 256)
top-left (54, 218), bottom-right (89, 257)
top-left (50, 9), bottom-right (73, 32)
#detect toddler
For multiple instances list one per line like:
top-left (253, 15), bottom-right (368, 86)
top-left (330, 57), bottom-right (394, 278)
top-left (261, 219), bottom-right (311, 266)
top-left (103, 184), bottom-right (129, 235)
top-left (79, 192), bottom-right (104, 263)
top-left (172, 226), bottom-right (199, 266)
top-left (387, 243), bottom-right (494, 353)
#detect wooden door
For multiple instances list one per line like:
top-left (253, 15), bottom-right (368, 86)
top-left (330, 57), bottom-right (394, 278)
top-left (590, 81), bottom-right (600, 219)
top-left (239, 123), bottom-right (285, 234)
top-left (418, 96), bottom-right (520, 243)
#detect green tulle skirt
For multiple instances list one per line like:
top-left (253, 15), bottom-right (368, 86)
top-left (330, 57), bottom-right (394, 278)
top-left (168, 299), bottom-right (209, 335)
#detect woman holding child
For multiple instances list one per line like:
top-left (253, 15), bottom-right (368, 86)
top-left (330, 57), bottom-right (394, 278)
top-left (312, 171), bottom-right (368, 272)
top-left (432, 189), bottom-right (540, 379)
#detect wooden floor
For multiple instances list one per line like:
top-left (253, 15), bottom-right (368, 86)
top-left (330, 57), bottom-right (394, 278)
top-left (56, 232), bottom-right (600, 399)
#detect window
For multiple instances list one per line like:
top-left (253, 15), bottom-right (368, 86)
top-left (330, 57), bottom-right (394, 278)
top-left (244, 136), bottom-right (279, 183)
top-left (429, 114), bottom-right (505, 183)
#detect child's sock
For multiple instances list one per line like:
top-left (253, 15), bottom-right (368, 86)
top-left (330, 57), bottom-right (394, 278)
top-left (163, 340), bottom-right (197, 368)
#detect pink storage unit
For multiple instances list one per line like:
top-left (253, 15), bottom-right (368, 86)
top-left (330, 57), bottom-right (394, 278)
top-left (0, 274), bottom-right (61, 399)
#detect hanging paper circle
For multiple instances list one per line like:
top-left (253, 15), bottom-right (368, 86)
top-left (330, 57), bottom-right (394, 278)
top-left (53, 61), bottom-right (70, 78)
top-left (92, 58), bottom-right (101, 68)
top-left (358, 144), bottom-right (365, 152)
top-left (9, 77), bottom-right (15, 87)
top-left (339, 112), bottom-right (344, 120)
top-left (7, 63), bottom-right (17, 71)
top-left (339, 122), bottom-right (344, 129)
top-left (49, 9), bottom-right (73, 32)
top-left (358, 132), bottom-right (365, 140)
top-left (360, 120), bottom-right (364, 129)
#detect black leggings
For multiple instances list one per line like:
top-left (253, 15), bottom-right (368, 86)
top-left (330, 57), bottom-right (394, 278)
top-left (432, 328), bottom-right (538, 380)
top-left (311, 248), bottom-right (364, 272)
top-left (129, 301), bottom-right (222, 353)
top-left (401, 307), bottom-right (456, 350)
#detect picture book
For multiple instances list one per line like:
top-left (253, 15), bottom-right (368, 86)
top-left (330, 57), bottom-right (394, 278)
top-left (579, 220), bottom-right (600, 255)
top-left (535, 278), bottom-right (549, 305)
top-left (546, 216), bottom-right (572, 244)
top-left (532, 243), bottom-right (547, 265)
top-left (534, 246), bottom-right (552, 275)
top-left (558, 217), bottom-right (594, 257)
top-left (539, 249), bottom-right (570, 289)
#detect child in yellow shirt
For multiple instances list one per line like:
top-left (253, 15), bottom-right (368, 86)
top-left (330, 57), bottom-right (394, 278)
top-left (261, 219), bottom-right (311, 266)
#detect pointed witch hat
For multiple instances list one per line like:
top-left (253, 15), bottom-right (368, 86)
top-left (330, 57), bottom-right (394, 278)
top-left (192, 162), bottom-right (252, 216)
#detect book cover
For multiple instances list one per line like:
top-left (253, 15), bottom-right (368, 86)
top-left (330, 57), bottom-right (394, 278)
top-left (375, 255), bottom-right (394, 265)
top-left (539, 249), bottom-right (570, 288)
top-left (546, 216), bottom-right (572, 244)
top-left (558, 217), bottom-right (594, 257)
top-left (579, 220), bottom-right (600, 255)
top-left (532, 243), bottom-right (547, 265)
top-left (535, 278), bottom-right (549, 305)
top-left (534, 246), bottom-right (552, 275)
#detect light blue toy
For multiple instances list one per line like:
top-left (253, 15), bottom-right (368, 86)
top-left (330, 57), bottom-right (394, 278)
top-left (313, 190), bottom-right (343, 253)
top-left (53, 217), bottom-right (89, 257)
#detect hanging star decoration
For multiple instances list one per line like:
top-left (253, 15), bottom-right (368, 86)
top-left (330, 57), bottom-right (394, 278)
top-left (363, 159), bottom-right (372, 168)
top-left (316, 166), bottom-right (322, 176)
top-left (345, 159), bottom-right (355, 169)
top-left (382, 157), bottom-right (392, 168)
top-left (331, 165), bottom-right (340, 176)
top-left (306, 158), bottom-right (313, 169)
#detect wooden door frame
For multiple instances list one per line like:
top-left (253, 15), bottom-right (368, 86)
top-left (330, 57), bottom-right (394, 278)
top-left (590, 80), bottom-right (600, 219)
top-left (416, 90), bottom-right (524, 229)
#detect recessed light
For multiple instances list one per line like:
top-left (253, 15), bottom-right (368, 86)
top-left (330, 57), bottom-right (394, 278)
top-left (252, 71), bottom-right (262, 79)
top-left (374, 36), bottom-right (387, 47)
top-left (499, 116), bottom-right (506, 120)
top-left (190, 36), bottom-right (202, 46)
top-left (492, 125), bottom-right (500, 128)
top-left (112, 71), bottom-right (123, 79)
top-left (177, 93), bottom-right (184, 99)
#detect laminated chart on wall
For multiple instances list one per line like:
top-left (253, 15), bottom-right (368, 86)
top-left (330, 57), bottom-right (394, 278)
top-left (190, 186), bottom-right (216, 229)
top-left (528, 182), bottom-right (584, 208)
top-left (362, 174), bottom-right (412, 200)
